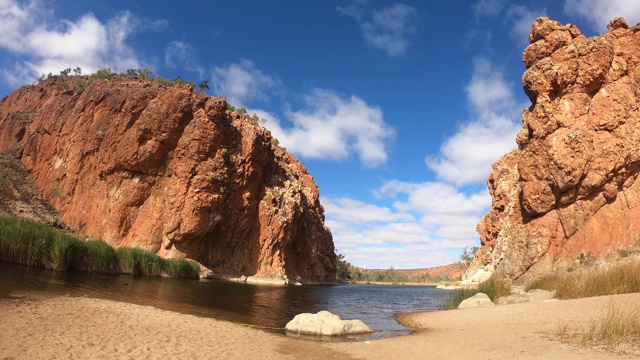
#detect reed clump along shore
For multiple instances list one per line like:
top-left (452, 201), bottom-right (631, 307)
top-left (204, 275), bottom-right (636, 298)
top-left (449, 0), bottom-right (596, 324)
top-left (0, 215), bottom-right (200, 278)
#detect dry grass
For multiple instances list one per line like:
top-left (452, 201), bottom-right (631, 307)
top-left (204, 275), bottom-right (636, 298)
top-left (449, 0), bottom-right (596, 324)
top-left (527, 258), bottom-right (640, 299)
top-left (528, 257), bottom-right (640, 353)
top-left (557, 302), bottom-right (640, 354)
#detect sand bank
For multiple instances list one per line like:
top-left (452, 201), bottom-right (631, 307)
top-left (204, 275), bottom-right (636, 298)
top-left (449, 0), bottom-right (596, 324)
top-left (1, 292), bottom-right (638, 359)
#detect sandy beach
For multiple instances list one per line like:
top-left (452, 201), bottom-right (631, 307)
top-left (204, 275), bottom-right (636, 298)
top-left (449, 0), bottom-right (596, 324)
top-left (1, 292), bottom-right (639, 359)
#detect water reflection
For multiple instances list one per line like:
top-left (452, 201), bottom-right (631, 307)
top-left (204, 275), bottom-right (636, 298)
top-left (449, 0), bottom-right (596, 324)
top-left (0, 261), bottom-right (451, 339)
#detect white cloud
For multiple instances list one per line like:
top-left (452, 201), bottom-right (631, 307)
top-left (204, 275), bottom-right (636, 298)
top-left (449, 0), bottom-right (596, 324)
top-left (326, 181), bottom-right (488, 269)
top-left (165, 40), bottom-right (205, 78)
top-left (0, 0), bottom-right (145, 86)
top-left (426, 57), bottom-right (521, 186)
top-left (378, 180), bottom-right (490, 240)
top-left (564, 0), bottom-right (640, 32)
top-left (338, 2), bottom-right (417, 57)
top-left (264, 89), bottom-right (394, 167)
top-left (473, 0), bottom-right (506, 18)
top-left (323, 197), bottom-right (414, 224)
top-left (211, 59), bottom-right (281, 106)
top-left (218, 60), bottom-right (394, 168)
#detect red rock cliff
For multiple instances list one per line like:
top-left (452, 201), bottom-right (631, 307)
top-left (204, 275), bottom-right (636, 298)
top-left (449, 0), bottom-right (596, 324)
top-left (464, 17), bottom-right (640, 283)
top-left (0, 75), bottom-right (336, 283)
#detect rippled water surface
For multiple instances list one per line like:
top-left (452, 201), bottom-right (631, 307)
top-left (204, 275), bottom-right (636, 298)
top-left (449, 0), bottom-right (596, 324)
top-left (0, 261), bottom-right (451, 339)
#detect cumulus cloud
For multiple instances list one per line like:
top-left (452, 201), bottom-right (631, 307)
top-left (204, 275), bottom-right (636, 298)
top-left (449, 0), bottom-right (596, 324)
top-left (325, 181), bottom-right (489, 268)
top-left (426, 57), bottom-right (522, 186)
top-left (323, 197), bottom-right (414, 224)
top-left (165, 40), bottom-right (205, 78)
top-left (211, 59), bottom-right (281, 106)
top-left (564, 0), bottom-right (640, 32)
top-left (214, 60), bottom-right (394, 167)
top-left (378, 180), bottom-right (490, 240)
top-left (265, 89), bottom-right (394, 167)
top-left (0, 0), bottom-right (148, 86)
top-left (472, 0), bottom-right (506, 18)
top-left (338, 2), bottom-right (417, 57)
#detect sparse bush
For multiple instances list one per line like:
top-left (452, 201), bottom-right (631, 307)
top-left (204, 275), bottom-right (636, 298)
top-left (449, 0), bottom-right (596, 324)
top-left (459, 246), bottom-right (479, 266)
top-left (94, 68), bottom-right (113, 79)
top-left (137, 68), bottom-right (153, 79)
top-left (198, 80), bottom-right (209, 91)
top-left (336, 253), bottom-right (352, 281)
top-left (154, 75), bottom-right (173, 86)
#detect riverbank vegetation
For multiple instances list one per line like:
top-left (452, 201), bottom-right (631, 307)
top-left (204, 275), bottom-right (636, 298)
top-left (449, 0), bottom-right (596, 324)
top-left (0, 215), bottom-right (200, 278)
top-left (444, 273), bottom-right (511, 309)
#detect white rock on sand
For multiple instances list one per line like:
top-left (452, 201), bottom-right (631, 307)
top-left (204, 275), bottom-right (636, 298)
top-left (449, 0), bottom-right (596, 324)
top-left (285, 310), bottom-right (373, 336)
top-left (458, 292), bottom-right (495, 309)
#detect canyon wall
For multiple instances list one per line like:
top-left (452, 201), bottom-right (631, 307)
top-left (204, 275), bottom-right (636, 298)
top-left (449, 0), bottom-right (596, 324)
top-left (465, 17), bottom-right (640, 283)
top-left (0, 75), bottom-right (336, 283)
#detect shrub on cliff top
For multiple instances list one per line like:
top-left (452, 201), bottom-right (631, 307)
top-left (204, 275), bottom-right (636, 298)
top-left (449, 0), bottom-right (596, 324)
top-left (94, 68), bottom-right (113, 80)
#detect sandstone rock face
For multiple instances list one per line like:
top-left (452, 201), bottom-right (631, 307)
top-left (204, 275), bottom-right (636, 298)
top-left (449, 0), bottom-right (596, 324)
top-left (0, 75), bottom-right (336, 283)
top-left (285, 311), bottom-right (373, 336)
top-left (464, 17), bottom-right (640, 283)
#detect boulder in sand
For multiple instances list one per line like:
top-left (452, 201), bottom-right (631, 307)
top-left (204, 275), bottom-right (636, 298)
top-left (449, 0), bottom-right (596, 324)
top-left (285, 311), bottom-right (373, 336)
top-left (458, 293), bottom-right (495, 309)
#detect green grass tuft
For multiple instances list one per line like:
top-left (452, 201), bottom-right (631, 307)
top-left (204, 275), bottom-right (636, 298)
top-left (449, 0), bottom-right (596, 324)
top-left (0, 215), bottom-right (199, 279)
top-left (163, 258), bottom-right (201, 278)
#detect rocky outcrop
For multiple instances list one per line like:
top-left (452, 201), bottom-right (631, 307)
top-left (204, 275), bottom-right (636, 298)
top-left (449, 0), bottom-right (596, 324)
top-left (0, 75), bottom-right (336, 283)
top-left (465, 17), bottom-right (640, 283)
top-left (0, 151), bottom-right (66, 228)
top-left (285, 311), bottom-right (373, 337)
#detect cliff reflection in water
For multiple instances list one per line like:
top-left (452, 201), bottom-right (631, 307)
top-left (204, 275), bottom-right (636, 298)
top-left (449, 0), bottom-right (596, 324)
top-left (0, 261), bottom-right (450, 339)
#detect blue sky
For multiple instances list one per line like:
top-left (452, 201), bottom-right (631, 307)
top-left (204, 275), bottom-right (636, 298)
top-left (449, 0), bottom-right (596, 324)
top-left (2, 0), bottom-right (640, 269)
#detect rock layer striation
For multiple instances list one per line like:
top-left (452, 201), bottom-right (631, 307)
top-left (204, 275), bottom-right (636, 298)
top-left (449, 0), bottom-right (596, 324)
top-left (0, 75), bottom-right (336, 283)
top-left (465, 17), bottom-right (640, 283)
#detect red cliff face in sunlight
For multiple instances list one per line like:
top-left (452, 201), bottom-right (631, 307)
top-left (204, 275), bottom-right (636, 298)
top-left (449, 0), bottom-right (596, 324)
top-left (0, 75), bottom-right (336, 283)
top-left (465, 17), bottom-right (640, 283)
